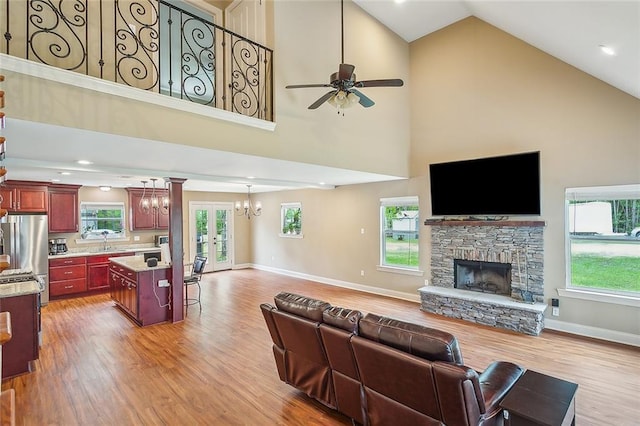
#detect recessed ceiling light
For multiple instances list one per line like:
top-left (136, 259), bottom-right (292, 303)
top-left (319, 182), bottom-right (326, 185)
top-left (247, 176), bottom-right (256, 179)
top-left (599, 45), bottom-right (616, 56)
top-left (99, 186), bottom-right (112, 192)
top-left (77, 160), bottom-right (93, 165)
top-left (395, 0), bottom-right (406, 4)
top-left (51, 178), bottom-right (60, 182)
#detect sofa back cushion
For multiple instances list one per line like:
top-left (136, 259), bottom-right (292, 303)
top-left (358, 313), bottom-right (464, 364)
top-left (270, 292), bottom-right (335, 408)
top-left (274, 291), bottom-right (331, 322)
top-left (319, 306), bottom-right (364, 424)
top-left (352, 335), bottom-right (443, 424)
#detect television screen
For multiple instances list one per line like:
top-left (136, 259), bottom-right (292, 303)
top-left (429, 151), bottom-right (541, 216)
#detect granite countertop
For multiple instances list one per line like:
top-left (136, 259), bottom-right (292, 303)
top-left (0, 281), bottom-right (43, 298)
top-left (48, 246), bottom-right (161, 260)
top-left (109, 256), bottom-right (171, 273)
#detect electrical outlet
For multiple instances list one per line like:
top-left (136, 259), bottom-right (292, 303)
top-left (424, 279), bottom-right (429, 286)
top-left (360, 228), bottom-right (365, 234)
top-left (552, 307), bottom-right (559, 316)
top-left (360, 270), bottom-right (365, 276)
top-left (158, 279), bottom-right (170, 287)
top-left (134, 236), bottom-right (140, 241)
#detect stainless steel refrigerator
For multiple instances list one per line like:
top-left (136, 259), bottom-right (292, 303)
top-left (1, 214), bottom-right (49, 305)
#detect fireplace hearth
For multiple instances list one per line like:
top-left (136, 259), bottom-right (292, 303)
top-left (454, 259), bottom-right (511, 295)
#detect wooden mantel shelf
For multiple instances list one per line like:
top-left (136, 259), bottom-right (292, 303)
top-left (424, 219), bottom-right (546, 227)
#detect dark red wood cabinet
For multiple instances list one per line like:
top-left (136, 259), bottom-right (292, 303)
top-left (0, 293), bottom-right (39, 379)
top-left (0, 181), bottom-right (48, 213)
top-left (126, 188), bottom-right (169, 231)
top-left (109, 261), bottom-right (170, 326)
top-left (48, 184), bottom-right (81, 233)
top-left (49, 256), bottom-right (87, 297)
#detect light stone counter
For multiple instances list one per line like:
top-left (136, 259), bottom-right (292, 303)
top-left (109, 255), bottom-right (171, 273)
top-left (0, 281), bottom-right (43, 298)
top-left (48, 246), bottom-right (161, 260)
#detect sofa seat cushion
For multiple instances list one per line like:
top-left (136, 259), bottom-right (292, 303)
top-left (274, 292), bottom-right (331, 322)
top-left (359, 313), bottom-right (464, 364)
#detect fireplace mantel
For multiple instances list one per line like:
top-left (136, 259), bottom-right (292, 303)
top-left (424, 219), bottom-right (546, 227)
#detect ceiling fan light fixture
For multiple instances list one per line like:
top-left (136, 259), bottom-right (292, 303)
top-left (328, 90), bottom-right (359, 109)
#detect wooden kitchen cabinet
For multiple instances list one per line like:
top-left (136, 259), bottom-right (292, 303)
top-left (0, 181), bottom-right (48, 213)
top-left (0, 293), bottom-right (39, 379)
top-left (126, 188), bottom-right (169, 231)
top-left (49, 256), bottom-right (87, 297)
top-left (86, 253), bottom-right (127, 292)
top-left (109, 261), bottom-right (170, 326)
top-left (48, 184), bottom-right (81, 233)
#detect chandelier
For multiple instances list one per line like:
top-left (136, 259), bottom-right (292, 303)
top-left (139, 178), bottom-right (169, 215)
top-left (235, 184), bottom-right (262, 219)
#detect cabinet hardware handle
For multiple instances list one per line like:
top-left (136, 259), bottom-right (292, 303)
top-left (64, 285), bottom-right (73, 289)
top-left (64, 271), bottom-right (73, 274)
top-left (64, 260), bottom-right (73, 264)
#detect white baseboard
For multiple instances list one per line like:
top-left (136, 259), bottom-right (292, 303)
top-left (251, 264), bottom-right (421, 303)
top-left (544, 318), bottom-right (639, 347)
top-left (248, 264), bottom-right (639, 347)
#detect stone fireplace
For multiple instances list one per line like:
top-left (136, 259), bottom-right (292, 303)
top-left (419, 220), bottom-right (547, 335)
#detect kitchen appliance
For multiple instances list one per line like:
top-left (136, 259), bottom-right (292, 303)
top-left (0, 214), bottom-right (50, 305)
top-left (155, 235), bottom-right (169, 247)
top-left (53, 238), bottom-right (67, 254)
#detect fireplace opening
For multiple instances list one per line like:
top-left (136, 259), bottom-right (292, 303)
top-left (454, 259), bottom-right (512, 295)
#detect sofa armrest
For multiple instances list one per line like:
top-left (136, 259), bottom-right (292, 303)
top-left (479, 361), bottom-right (525, 417)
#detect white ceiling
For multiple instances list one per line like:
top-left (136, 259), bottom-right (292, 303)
top-left (4, 0), bottom-right (638, 194)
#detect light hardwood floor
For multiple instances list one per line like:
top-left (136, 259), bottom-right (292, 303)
top-left (2, 269), bottom-right (639, 425)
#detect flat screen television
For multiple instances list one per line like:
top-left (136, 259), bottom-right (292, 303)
top-left (429, 151), bottom-right (541, 216)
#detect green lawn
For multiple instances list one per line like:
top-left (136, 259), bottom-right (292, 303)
top-left (571, 254), bottom-right (640, 292)
top-left (384, 237), bottom-right (419, 267)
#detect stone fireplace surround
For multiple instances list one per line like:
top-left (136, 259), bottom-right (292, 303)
top-left (419, 220), bottom-right (547, 335)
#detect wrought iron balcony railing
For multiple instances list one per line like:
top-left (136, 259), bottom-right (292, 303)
top-left (1, 0), bottom-right (273, 122)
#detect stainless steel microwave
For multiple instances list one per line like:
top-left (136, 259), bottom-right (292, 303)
top-left (155, 235), bottom-right (169, 246)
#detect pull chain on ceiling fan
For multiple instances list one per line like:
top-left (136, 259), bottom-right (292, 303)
top-left (285, 0), bottom-right (404, 111)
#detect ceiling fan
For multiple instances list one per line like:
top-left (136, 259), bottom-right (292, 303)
top-left (285, 0), bottom-right (404, 110)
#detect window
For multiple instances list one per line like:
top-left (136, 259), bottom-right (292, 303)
top-left (80, 202), bottom-right (126, 239)
top-left (280, 203), bottom-right (302, 238)
top-left (380, 196), bottom-right (419, 270)
top-left (565, 184), bottom-right (640, 298)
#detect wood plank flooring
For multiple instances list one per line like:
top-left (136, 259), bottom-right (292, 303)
top-left (2, 269), bottom-right (638, 425)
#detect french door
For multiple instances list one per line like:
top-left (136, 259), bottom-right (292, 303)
top-left (189, 202), bottom-right (233, 272)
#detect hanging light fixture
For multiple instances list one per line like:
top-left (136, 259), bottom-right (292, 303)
top-left (140, 178), bottom-right (167, 214)
top-left (159, 180), bottom-right (170, 215)
top-left (327, 90), bottom-right (359, 110)
top-left (139, 180), bottom-right (151, 214)
top-left (235, 184), bottom-right (262, 219)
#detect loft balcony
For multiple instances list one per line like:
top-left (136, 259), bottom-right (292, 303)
top-left (1, 0), bottom-right (274, 122)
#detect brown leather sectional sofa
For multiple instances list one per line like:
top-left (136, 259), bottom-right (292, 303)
top-left (260, 292), bottom-right (524, 426)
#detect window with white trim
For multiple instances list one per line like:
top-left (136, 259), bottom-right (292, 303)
top-left (565, 184), bottom-right (640, 297)
top-left (380, 196), bottom-right (419, 270)
top-left (280, 202), bottom-right (302, 238)
top-left (80, 202), bottom-right (126, 240)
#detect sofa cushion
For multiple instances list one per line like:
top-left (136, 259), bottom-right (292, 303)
top-left (358, 313), bottom-right (464, 364)
top-left (274, 292), bottom-right (331, 322)
top-left (323, 306), bottom-right (363, 333)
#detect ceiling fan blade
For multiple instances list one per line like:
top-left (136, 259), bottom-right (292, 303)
top-left (350, 89), bottom-right (375, 108)
top-left (355, 78), bottom-right (404, 88)
top-left (286, 83), bottom-right (332, 89)
top-left (338, 63), bottom-right (355, 81)
top-left (308, 90), bottom-right (338, 109)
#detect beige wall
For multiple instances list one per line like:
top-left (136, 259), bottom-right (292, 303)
top-left (251, 18), bottom-right (640, 338)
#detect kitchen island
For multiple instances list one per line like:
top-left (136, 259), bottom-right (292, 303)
top-left (108, 256), bottom-right (172, 326)
top-left (0, 274), bottom-right (43, 379)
